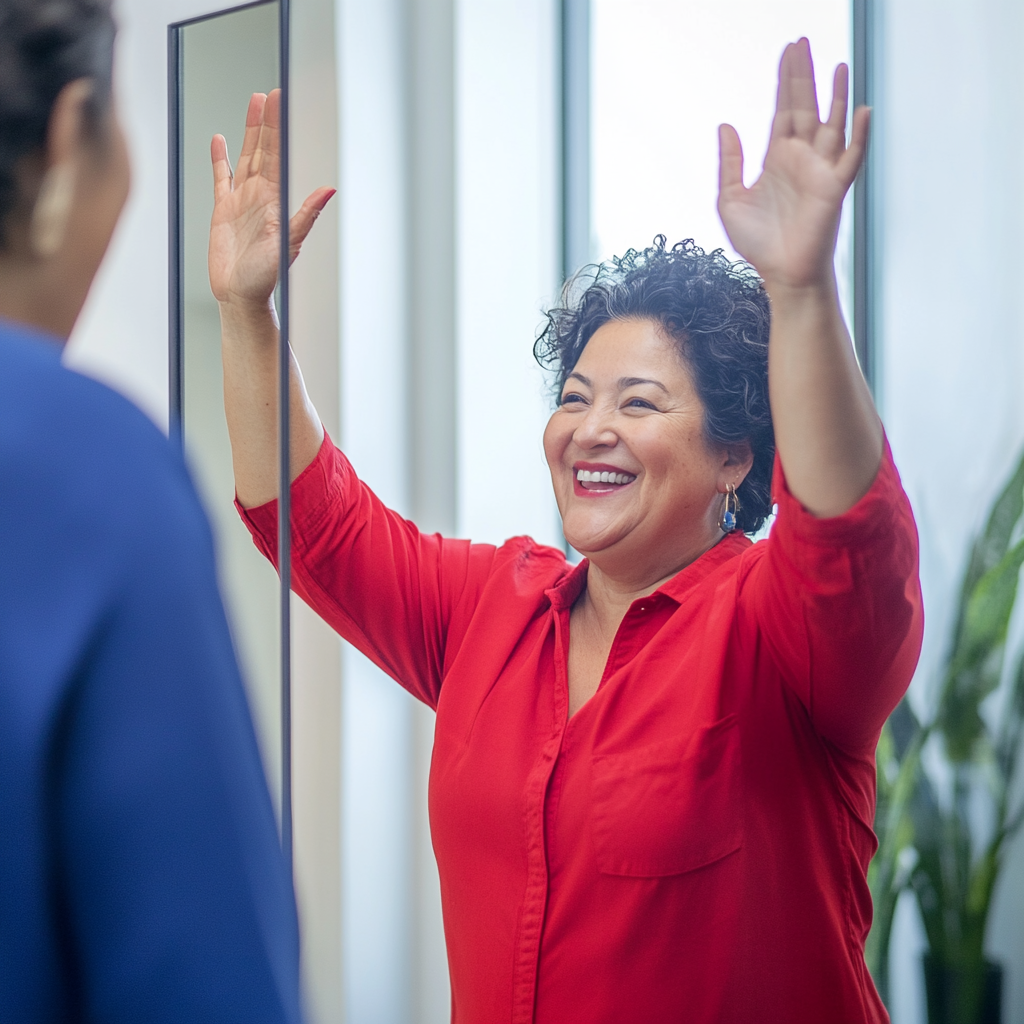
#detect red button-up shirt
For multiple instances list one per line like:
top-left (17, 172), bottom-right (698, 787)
top-left (240, 435), bottom-right (922, 1024)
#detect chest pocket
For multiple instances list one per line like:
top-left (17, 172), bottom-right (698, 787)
top-left (590, 714), bottom-right (742, 877)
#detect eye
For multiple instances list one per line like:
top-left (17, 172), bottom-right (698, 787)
top-left (560, 392), bottom-right (586, 406)
top-left (625, 397), bottom-right (656, 410)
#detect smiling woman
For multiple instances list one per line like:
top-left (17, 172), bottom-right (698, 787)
top-left (218, 37), bottom-right (923, 1024)
top-left (537, 237), bottom-right (773, 536)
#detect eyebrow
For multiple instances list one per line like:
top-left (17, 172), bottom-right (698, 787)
top-left (619, 376), bottom-right (669, 393)
top-left (564, 372), bottom-right (669, 394)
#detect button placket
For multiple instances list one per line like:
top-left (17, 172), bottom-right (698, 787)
top-left (510, 604), bottom-right (570, 1023)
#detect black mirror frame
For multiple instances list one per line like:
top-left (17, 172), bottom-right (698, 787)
top-left (167, 0), bottom-right (294, 873)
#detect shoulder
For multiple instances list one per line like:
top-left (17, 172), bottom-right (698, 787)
top-left (496, 534), bottom-right (569, 570)
top-left (490, 535), bottom-right (572, 596)
top-left (0, 326), bottom-right (210, 571)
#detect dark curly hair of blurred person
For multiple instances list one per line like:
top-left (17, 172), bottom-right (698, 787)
top-left (0, 0), bottom-right (115, 244)
top-left (535, 236), bottom-right (775, 534)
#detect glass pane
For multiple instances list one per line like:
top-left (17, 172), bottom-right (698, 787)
top-left (591, 0), bottom-right (852, 320)
top-left (179, 1), bottom-right (282, 807)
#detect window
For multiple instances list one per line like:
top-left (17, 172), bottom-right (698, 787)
top-left (570, 0), bottom-right (856, 343)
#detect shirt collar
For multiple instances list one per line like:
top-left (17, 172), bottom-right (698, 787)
top-left (546, 531), bottom-right (751, 611)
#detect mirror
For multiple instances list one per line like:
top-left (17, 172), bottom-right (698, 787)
top-left (169, 0), bottom-right (286, 815)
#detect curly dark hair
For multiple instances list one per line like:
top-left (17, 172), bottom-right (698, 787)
top-left (0, 0), bottom-right (115, 245)
top-left (535, 236), bottom-right (775, 533)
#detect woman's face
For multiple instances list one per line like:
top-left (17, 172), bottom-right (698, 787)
top-left (543, 318), bottom-right (751, 584)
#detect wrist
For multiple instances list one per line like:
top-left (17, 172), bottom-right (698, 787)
top-left (761, 272), bottom-right (840, 311)
top-left (218, 295), bottom-right (278, 331)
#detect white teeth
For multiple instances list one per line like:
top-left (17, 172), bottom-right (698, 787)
top-left (576, 469), bottom-right (636, 485)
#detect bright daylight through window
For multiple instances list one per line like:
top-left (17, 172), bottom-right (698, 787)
top-left (591, 0), bottom-right (853, 322)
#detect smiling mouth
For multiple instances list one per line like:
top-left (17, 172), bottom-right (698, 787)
top-left (574, 467), bottom-right (637, 493)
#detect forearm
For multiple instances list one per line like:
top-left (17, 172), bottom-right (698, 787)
top-left (219, 299), bottom-right (324, 508)
top-left (765, 275), bottom-right (882, 518)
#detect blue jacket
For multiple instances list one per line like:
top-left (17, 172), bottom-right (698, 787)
top-left (0, 322), bottom-right (302, 1023)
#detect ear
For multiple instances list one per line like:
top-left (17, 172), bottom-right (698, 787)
top-left (717, 440), bottom-right (754, 493)
top-left (29, 79), bottom-right (93, 259)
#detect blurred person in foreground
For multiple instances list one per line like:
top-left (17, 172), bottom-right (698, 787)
top-left (214, 36), bottom-right (922, 1024)
top-left (0, 2), bottom-right (301, 1021)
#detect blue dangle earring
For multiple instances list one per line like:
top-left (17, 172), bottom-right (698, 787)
top-left (719, 483), bottom-right (740, 534)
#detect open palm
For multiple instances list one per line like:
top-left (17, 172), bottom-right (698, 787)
top-left (209, 89), bottom-right (333, 307)
top-left (718, 38), bottom-right (869, 290)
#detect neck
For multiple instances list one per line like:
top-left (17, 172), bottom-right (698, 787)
top-left (0, 246), bottom-right (82, 340)
top-left (578, 528), bottom-right (725, 635)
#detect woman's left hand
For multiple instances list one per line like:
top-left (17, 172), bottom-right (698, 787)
top-left (717, 38), bottom-right (869, 291)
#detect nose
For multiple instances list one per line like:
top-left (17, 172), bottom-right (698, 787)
top-left (573, 403), bottom-right (619, 450)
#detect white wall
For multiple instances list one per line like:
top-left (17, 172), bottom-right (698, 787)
top-left (877, 2), bottom-right (1024, 1022)
top-left (335, 0), bottom-right (416, 1019)
top-left (67, 0), bottom-right (193, 423)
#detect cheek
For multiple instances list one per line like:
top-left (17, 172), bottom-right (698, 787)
top-left (635, 421), bottom-right (718, 494)
top-left (543, 412), bottom-right (569, 471)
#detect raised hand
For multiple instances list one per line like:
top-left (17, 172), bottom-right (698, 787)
top-left (208, 90), bottom-right (334, 307)
top-left (717, 38), bottom-right (869, 291)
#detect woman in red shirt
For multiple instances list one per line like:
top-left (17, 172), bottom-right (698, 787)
top-left (211, 40), bottom-right (922, 1024)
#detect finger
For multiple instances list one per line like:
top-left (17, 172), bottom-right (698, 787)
top-left (251, 88), bottom-right (281, 184)
top-left (770, 43), bottom-right (795, 140)
top-left (815, 63), bottom-right (849, 161)
top-left (718, 124), bottom-right (745, 196)
top-left (836, 106), bottom-right (871, 189)
top-left (234, 92), bottom-right (267, 184)
top-left (211, 134), bottom-right (234, 202)
top-left (826, 64), bottom-right (849, 134)
top-left (288, 186), bottom-right (337, 264)
top-left (789, 37), bottom-right (820, 142)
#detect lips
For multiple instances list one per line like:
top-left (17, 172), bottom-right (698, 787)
top-left (572, 462), bottom-right (637, 496)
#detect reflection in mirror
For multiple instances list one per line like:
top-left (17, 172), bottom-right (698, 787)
top-left (172, 0), bottom-right (282, 809)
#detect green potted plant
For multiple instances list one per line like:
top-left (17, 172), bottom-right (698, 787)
top-left (868, 451), bottom-right (1024, 1024)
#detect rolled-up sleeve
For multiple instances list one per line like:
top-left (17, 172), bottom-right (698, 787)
top-left (744, 439), bottom-right (924, 755)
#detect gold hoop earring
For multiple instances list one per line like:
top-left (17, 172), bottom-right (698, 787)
top-left (719, 483), bottom-right (741, 534)
top-left (30, 163), bottom-right (76, 258)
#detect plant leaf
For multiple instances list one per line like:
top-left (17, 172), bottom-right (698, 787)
top-left (867, 701), bottom-right (928, 1001)
top-left (940, 538), bottom-right (1024, 760)
top-left (960, 448), bottom-right (1024, 599)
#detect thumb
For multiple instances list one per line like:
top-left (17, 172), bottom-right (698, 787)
top-left (718, 124), bottom-right (745, 199)
top-left (288, 186), bottom-right (336, 264)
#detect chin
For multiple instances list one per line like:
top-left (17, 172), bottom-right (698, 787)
top-left (561, 521), bottom-right (623, 558)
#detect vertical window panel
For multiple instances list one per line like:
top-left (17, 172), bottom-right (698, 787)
top-left (590, 0), bottom-right (853, 322)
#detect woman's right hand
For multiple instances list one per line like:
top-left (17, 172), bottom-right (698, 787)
top-left (209, 89), bottom-right (334, 309)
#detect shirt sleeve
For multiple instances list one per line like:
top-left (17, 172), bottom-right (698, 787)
top-left (742, 438), bottom-right (924, 756)
top-left (57, 471), bottom-right (302, 1024)
top-left (237, 434), bottom-right (499, 709)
